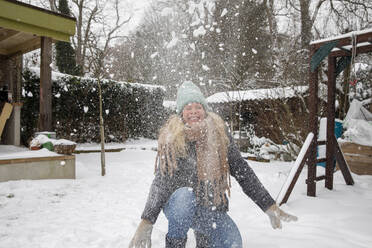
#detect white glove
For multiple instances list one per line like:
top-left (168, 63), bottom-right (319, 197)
top-left (265, 204), bottom-right (298, 229)
top-left (128, 219), bottom-right (153, 248)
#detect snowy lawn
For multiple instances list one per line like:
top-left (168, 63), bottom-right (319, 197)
top-left (0, 139), bottom-right (371, 248)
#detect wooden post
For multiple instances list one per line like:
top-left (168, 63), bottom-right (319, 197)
top-left (307, 46), bottom-right (318, 197)
top-left (39, 37), bottom-right (53, 131)
top-left (333, 135), bottom-right (354, 185)
top-left (326, 55), bottom-right (336, 190)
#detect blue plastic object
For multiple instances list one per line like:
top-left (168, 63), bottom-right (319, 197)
top-left (317, 120), bottom-right (343, 167)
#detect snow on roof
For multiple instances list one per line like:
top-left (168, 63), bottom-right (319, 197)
top-left (206, 86), bottom-right (309, 104)
top-left (310, 28), bottom-right (372, 45)
top-left (27, 67), bottom-right (165, 92)
top-left (163, 100), bottom-right (176, 110)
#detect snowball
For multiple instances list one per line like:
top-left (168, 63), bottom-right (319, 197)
top-left (150, 52), bottom-right (158, 59)
top-left (190, 43), bottom-right (196, 51)
top-left (221, 8), bottom-right (228, 17)
top-left (165, 35), bottom-right (179, 49)
top-left (193, 26), bottom-right (206, 37)
top-left (202, 64), bottom-right (210, 71)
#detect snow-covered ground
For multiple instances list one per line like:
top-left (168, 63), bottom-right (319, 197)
top-left (0, 139), bottom-right (371, 248)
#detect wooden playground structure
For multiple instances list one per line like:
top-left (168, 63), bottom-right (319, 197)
top-left (278, 29), bottom-right (372, 205)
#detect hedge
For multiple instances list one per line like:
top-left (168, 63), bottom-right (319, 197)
top-left (21, 68), bottom-right (168, 145)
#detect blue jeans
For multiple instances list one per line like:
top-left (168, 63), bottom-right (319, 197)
top-left (163, 187), bottom-right (242, 248)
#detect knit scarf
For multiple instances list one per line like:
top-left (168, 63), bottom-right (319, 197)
top-left (155, 112), bottom-right (231, 206)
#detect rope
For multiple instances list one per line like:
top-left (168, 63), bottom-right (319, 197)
top-left (349, 32), bottom-right (357, 86)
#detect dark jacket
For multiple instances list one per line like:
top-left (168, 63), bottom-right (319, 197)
top-left (141, 134), bottom-right (275, 224)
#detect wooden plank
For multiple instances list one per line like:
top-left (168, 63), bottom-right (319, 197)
top-left (344, 154), bottom-right (372, 164)
top-left (316, 158), bottom-right (327, 163)
top-left (0, 155), bottom-right (75, 165)
top-left (0, 102), bottom-right (13, 138)
top-left (306, 175), bottom-right (326, 183)
top-left (317, 140), bottom-right (326, 146)
top-left (278, 133), bottom-right (314, 206)
top-left (340, 142), bottom-right (372, 156)
top-left (342, 160), bottom-right (372, 175)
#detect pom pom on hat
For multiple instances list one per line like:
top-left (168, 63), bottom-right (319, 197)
top-left (176, 81), bottom-right (209, 114)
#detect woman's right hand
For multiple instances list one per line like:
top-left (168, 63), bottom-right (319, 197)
top-left (128, 219), bottom-right (153, 248)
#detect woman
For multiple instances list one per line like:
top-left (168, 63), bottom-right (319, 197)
top-left (129, 81), bottom-right (297, 248)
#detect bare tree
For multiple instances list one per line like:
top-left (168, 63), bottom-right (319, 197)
top-left (69, 0), bottom-right (131, 76)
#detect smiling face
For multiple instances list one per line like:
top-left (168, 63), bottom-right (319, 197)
top-left (182, 102), bottom-right (206, 126)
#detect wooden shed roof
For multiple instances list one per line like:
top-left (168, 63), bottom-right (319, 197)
top-left (0, 0), bottom-right (76, 57)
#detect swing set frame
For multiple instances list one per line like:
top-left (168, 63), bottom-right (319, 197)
top-left (279, 29), bottom-right (372, 206)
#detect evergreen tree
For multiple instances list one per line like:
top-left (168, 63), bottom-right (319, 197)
top-left (55, 0), bottom-right (80, 75)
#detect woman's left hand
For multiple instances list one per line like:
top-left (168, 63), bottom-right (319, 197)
top-left (265, 204), bottom-right (298, 229)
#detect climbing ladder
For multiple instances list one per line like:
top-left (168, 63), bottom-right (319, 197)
top-left (277, 132), bottom-right (354, 206)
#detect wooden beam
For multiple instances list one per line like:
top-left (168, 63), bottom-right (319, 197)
top-left (341, 142), bottom-right (372, 156)
top-left (0, 155), bottom-right (74, 165)
top-left (0, 0), bottom-right (76, 41)
top-left (307, 46), bottom-right (318, 197)
top-left (333, 135), bottom-right (354, 185)
top-left (0, 36), bottom-right (41, 56)
top-left (325, 55), bottom-right (336, 190)
top-left (0, 28), bottom-right (19, 42)
top-left (317, 140), bottom-right (326, 146)
top-left (331, 44), bottom-right (372, 57)
top-left (38, 36), bottom-right (52, 132)
top-left (311, 32), bottom-right (372, 50)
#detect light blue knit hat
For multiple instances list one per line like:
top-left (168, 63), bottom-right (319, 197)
top-left (176, 81), bottom-right (209, 114)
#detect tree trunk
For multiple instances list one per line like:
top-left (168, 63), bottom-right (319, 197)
top-left (38, 37), bottom-right (53, 132)
top-left (264, 0), bottom-right (278, 45)
top-left (97, 79), bottom-right (106, 176)
top-left (299, 0), bottom-right (312, 49)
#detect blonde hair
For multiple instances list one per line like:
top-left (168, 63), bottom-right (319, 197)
top-left (155, 112), bottom-right (231, 205)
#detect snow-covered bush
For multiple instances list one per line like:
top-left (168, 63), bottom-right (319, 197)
top-left (21, 69), bottom-right (168, 145)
